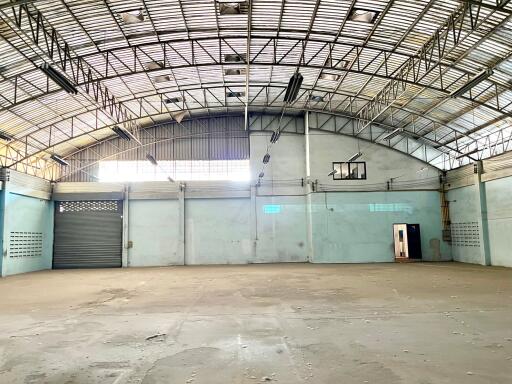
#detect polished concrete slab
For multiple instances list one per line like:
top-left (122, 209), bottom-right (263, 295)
top-left (0, 262), bottom-right (511, 383)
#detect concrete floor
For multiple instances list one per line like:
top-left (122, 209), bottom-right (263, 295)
top-left (0, 263), bottom-right (511, 384)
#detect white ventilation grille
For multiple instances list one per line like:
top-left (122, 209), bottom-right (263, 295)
top-left (9, 232), bottom-right (43, 258)
top-left (57, 200), bottom-right (120, 213)
top-left (451, 222), bottom-right (480, 247)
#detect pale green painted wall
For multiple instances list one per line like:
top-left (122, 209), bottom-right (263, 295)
top-left (311, 191), bottom-right (450, 263)
top-left (254, 195), bottom-right (308, 263)
top-left (446, 185), bottom-right (482, 265)
top-left (485, 176), bottom-right (512, 267)
top-left (2, 192), bottom-right (54, 277)
top-left (185, 198), bottom-right (252, 264)
top-left (128, 199), bottom-right (181, 266)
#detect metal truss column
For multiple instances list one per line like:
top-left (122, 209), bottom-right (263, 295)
top-left (305, 112), bottom-right (314, 263)
top-left (121, 184), bottom-right (130, 268)
top-left (0, 175), bottom-right (6, 277)
top-left (178, 183), bottom-right (186, 266)
top-left (474, 162), bottom-right (491, 266)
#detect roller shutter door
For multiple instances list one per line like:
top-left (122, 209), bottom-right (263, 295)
top-left (53, 200), bottom-right (123, 269)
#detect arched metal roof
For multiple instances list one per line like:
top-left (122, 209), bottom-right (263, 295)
top-left (0, 0), bottom-right (511, 177)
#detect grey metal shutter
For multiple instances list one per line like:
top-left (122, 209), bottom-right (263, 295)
top-left (53, 200), bottom-right (123, 269)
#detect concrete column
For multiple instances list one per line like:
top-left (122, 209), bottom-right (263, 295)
top-left (304, 112), bottom-right (314, 262)
top-left (250, 184), bottom-right (258, 261)
top-left (474, 162), bottom-right (491, 266)
top-left (0, 178), bottom-right (6, 277)
top-left (178, 183), bottom-right (186, 265)
top-left (121, 184), bottom-right (130, 268)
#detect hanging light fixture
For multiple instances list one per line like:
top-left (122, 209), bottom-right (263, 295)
top-left (284, 72), bottom-right (303, 103)
top-left (347, 152), bottom-right (363, 162)
top-left (39, 63), bottom-right (78, 95)
top-left (50, 154), bottom-right (69, 166)
top-left (263, 153), bottom-right (270, 164)
top-left (0, 131), bottom-right (13, 142)
top-left (146, 154), bottom-right (158, 166)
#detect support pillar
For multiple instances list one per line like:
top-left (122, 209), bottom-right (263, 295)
top-left (121, 184), bottom-right (130, 267)
top-left (304, 112), bottom-right (314, 262)
top-left (250, 184), bottom-right (258, 261)
top-left (178, 183), bottom-right (186, 265)
top-left (474, 161), bottom-right (491, 266)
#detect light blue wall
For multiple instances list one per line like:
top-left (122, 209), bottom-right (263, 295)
top-left (254, 195), bottom-right (308, 263)
top-left (2, 192), bottom-right (54, 277)
top-left (185, 198), bottom-right (252, 264)
top-left (128, 199), bottom-right (181, 266)
top-left (311, 191), bottom-right (450, 263)
top-left (447, 185), bottom-right (482, 264)
top-left (485, 176), bottom-right (512, 267)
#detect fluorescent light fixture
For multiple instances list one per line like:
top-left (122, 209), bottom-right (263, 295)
top-left (349, 9), bottom-right (379, 23)
top-left (224, 68), bottom-right (246, 76)
top-left (165, 97), bottom-right (184, 104)
top-left (320, 72), bottom-right (340, 81)
top-left (112, 126), bottom-right (132, 141)
top-left (50, 154), bottom-right (69, 166)
top-left (39, 63), bottom-right (78, 95)
top-left (120, 9), bottom-right (144, 24)
top-left (347, 152), bottom-right (363, 162)
top-left (284, 72), bottom-right (303, 103)
top-left (0, 131), bottom-right (13, 142)
top-left (145, 61), bottom-right (163, 70)
top-left (167, 176), bottom-right (175, 183)
top-left (258, 172), bottom-right (264, 178)
top-left (224, 53), bottom-right (246, 63)
top-left (263, 153), bottom-right (270, 164)
top-left (381, 128), bottom-right (403, 141)
top-left (270, 130), bottom-right (281, 143)
top-left (227, 91), bottom-right (245, 98)
top-left (309, 95), bottom-right (324, 102)
top-left (146, 154), bottom-right (158, 166)
top-left (171, 110), bottom-right (190, 124)
top-left (450, 69), bottom-right (494, 98)
top-left (218, 1), bottom-right (247, 15)
top-left (328, 169), bottom-right (338, 177)
top-left (153, 75), bottom-right (172, 83)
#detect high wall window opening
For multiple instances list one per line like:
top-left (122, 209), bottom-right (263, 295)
top-left (98, 160), bottom-right (250, 182)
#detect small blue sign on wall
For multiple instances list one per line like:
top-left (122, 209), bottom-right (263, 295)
top-left (263, 204), bottom-right (281, 214)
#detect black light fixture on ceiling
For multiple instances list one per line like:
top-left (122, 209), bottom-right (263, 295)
top-left (167, 176), bottom-right (175, 183)
top-left (224, 53), bottom-right (246, 63)
top-left (227, 91), bottom-right (245, 98)
top-left (309, 95), bottom-right (324, 102)
top-left (120, 9), bottom-right (144, 24)
top-left (284, 72), bottom-right (303, 103)
top-left (112, 126), bottom-right (132, 141)
top-left (381, 128), bottom-right (403, 141)
top-left (50, 154), bottom-right (69, 166)
top-left (450, 69), bottom-right (494, 98)
top-left (263, 153), bottom-right (270, 164)
top-left (39, 63), bottom-right (78, 95)
top-left (146, 154), bottom-right (158, 166)
top-left (224, 68), bottom-right (246, 76)
top-left (270, 130), bottom-right (281, 143)
top-left (165, 97), bottom-right (183, 104)
top-left (0, 131), bottom-right (13, 142)
top-left (347, 152), bottom-right (363, 162)
top-left (258, 172), bottom-right (264, 178)
top-left (327, 168), bottom-right (338, 177)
